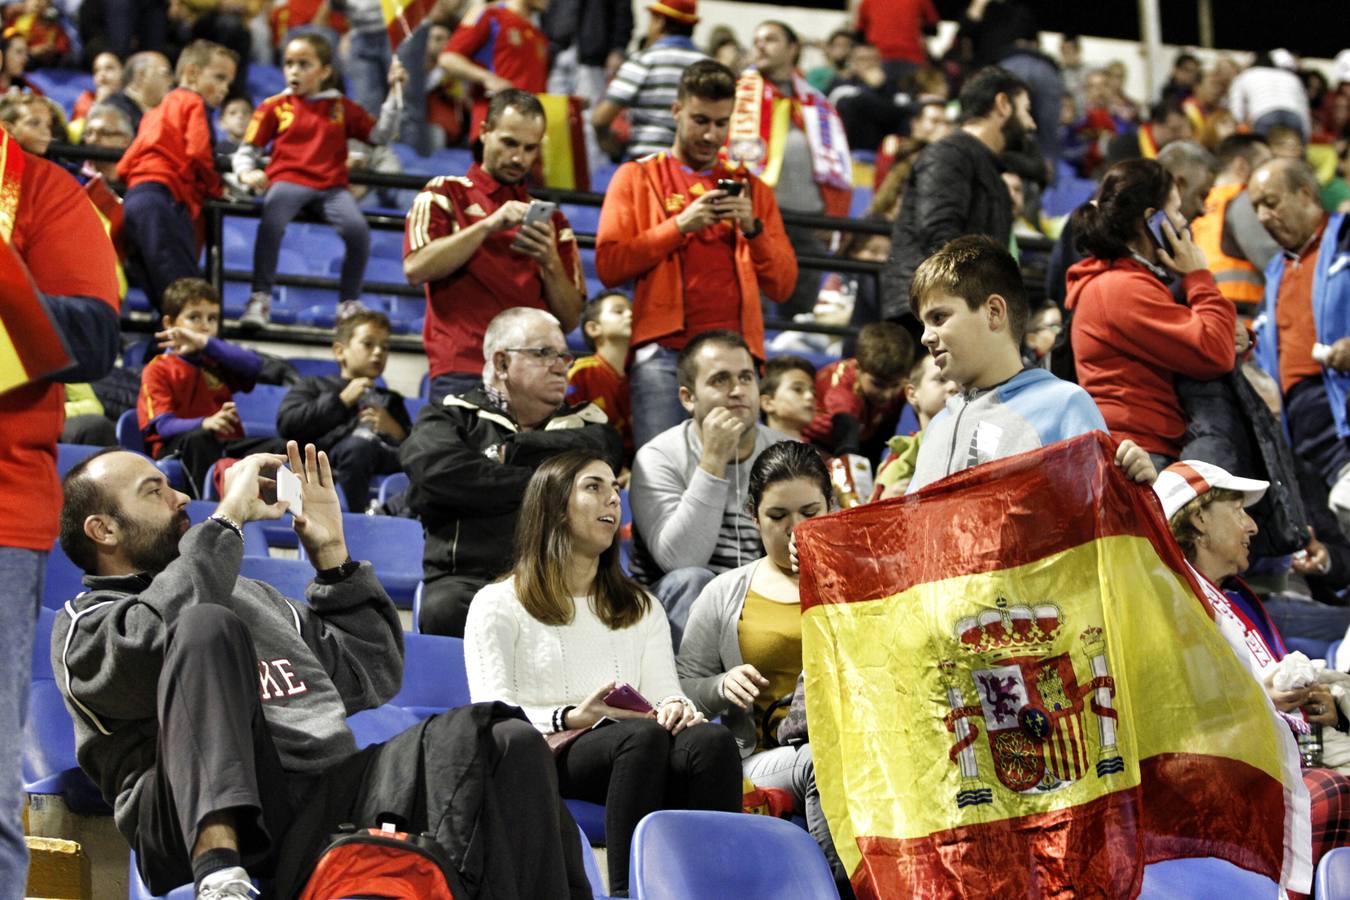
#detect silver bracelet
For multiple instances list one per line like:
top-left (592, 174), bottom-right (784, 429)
top-left (209, 513), bottom-right (243, 541)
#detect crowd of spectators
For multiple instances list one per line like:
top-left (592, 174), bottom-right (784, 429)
top-left (6, 0), bottom-right (1350, 895)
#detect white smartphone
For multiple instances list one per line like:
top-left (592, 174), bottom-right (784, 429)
top-left (276, 466), bottom-right (303, 518)
top-left (511, 200), bottom-right (557, 250)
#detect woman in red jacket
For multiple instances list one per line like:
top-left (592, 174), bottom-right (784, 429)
top-left (1065, 158), bottom-right (1241, 467)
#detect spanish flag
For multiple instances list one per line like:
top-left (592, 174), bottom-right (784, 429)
top-left (796, 432), bottom-right (1311, 898)
top-left (538, 93), bottom-right (590, 192)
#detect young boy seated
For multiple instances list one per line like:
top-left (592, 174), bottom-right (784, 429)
top-left (566, 290), bottom-right (634, 459)
top-left (215, 95), bottom-right (253, 156)
top-left (759, 355), bottom-right (817, 441)
top-left (137, 278), bottom-right (286, 489)
top-left (803, 321), bottom-right (915, 465)
top-left (872, 352), bottom-right (957, 498)
top-left (276, 309), bottom-right (412, 510)
top-left (907, 235), bottom-right (1155, 492)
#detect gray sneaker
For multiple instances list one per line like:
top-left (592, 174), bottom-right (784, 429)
top-left (239, 293), bottom-right (271, 331)
top-left (196, 866), bottom-right (257, 900)
top-left (335, 299), bottom-right (367, 322)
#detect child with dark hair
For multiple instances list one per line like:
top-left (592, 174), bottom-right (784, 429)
top-left (871, 352), bottom-right (956, 499)
top-left (136, 278), bottom-right (287, 489)
top-left (566, 291), bottom-right (634, 459)
top-left (907, 234), bottom-right (1156, 492)
top-left (758, 356), bottom-right (816, 441)
top-left (233, 33), bottom-right (408, 329)
top-left (276, 309), bottom-right (412, 509)
top-left (117, 40), bottom-right (237, 312)
top-left (802, 321), bottom-right (914, 464)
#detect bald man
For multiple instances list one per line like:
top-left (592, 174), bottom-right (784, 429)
top-left (1250, 158), bottom-right (1350, 516)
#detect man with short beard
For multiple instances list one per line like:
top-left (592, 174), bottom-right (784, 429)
top-left (880, 66), bottom-right (1036, 329)
top-left (52, 442), bottom-right (590, 899)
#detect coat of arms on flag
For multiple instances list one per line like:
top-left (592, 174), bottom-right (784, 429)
top-left (795, 432), bottom-right (1311, 899)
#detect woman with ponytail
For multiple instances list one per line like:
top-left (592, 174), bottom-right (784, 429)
top-left (1064, 158), bottom-right (1242, 468)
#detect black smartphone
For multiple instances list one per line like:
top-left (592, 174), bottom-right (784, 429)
top-left (716, 178), bottom-right (744, 197)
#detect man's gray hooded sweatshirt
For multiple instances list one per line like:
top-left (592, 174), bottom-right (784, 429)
top-left (50, 519), bottom-right (404, 842)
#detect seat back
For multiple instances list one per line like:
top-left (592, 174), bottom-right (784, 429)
top-left (57, 443), bottom-right (101, 478)
top-left (234, 384), bottom-right (289, 438)
top-left (43, 541), bottom-right (87, 610)
top-left (1316, 846), bottom-right (1350, 900)
top-left (322, 513), bottom-right (423, 605)
top-left (239, 556), bottom-right (313, 600)
top-left (1138, 857), bottom-right (1279, 898)
top-left (377, 472), bottom-right (410, 508)
top-left (630, 810), bottom-right (838, 900)
top-left (115, 408), bottom-right (144, 453)
top-left (391, 633), bottom-right (469, 716)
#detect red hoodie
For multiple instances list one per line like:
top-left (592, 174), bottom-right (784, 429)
top-left (1064, 257), bottom-right (1235, 458)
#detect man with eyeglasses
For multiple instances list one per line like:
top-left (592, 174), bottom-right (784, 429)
top-left (405, 89), bottom-right (585, 404)
top-left (78, 103), bottom-right (135, 190)
top-left (401, 307), bottom-right (623, 635)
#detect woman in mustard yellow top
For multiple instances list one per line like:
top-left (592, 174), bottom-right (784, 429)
top-left (676, 441), bottom-right (850, 893)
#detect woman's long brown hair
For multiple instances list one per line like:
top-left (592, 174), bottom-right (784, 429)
top-left (511, 450), bottom-right (649, 630)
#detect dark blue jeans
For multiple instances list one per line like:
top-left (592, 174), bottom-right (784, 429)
top-left (1286, 377), bottom-right (1350, 488)
top-left (0, 548), bottom-right (42, 897)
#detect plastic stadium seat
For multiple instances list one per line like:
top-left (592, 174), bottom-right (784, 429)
top-left (112, 411), bottom-right (189, 491)
top-left (26, 69), bottom-right (92, 115)
top-left (122, 286), bottom-right (153, 315)
top-left (43, 541), bottom-right (86, 610)
top-left (239, 556), bottom-right (313, 599)
top-left (411, 581), bottom-right (424, 633)
top-left (122, 336), bottom-right (153, 369)
top-left (286, 357), bottom-right (341, 379)
top-left (184, 500), bottom-right (270, 556)
top-left (390, 632), bottom-right (470, 715)
top-left (377, 472), bottom-right (410, 508)
top-left (25, 608), bottom-right (111, 815)
top-left (221, 280), bottom-right (251, 319)
top-left (305, 513), bottom-right (422, 607)
top-left (569, 799), bottom-right (607, 847)
top-left (1317, 846), bottom-right (1350, 899)
top-left (57, 442), bottom-right (101, 476)
top-left (630, 810), bottom-right (837, 900)
top-left (346, 703), bottom-right (423, 750)
top-left (419, 371), bottom-right (431, 399)
top-left (404, 396), bottom-right (428, 421)
top-left (246, 63), bottom-right (285, 101)
top-left (1138, 857), bottom-right (1279, 898)
top-left (234, 384), bottom-right (289, 439)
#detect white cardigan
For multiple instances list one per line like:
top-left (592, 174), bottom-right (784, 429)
top-left (464, 578), bottom-right (688, 733)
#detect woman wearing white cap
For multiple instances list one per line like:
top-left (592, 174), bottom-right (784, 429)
top-left (1157, 459), bottom-right (1350, 893)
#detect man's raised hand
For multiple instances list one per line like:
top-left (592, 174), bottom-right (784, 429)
top-left (286, 440), bottom-right (349, 570)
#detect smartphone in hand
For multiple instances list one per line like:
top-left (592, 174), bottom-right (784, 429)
top-left (1146, 209), bottom-right (1175, 253)
top-left (715, 178), bottom-right (744, 197)
top-left (604, 683), bottom-right (654, 713)
top-left (511, 200), bottom-right (558, 250)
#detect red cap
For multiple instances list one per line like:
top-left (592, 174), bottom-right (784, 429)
top-left (648, 0), bottom-right (698, 25)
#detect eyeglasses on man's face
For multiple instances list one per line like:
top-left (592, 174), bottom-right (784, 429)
top-left (506, 346), bottom-right (575, 367)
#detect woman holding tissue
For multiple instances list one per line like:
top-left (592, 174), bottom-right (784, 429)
top-left (1156, 459), bottom-right (1350, 892)
top-left (464, 451), bottom-right (741, 897)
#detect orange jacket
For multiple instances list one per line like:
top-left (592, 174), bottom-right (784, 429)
top-left (595, 153), bottom-right (797, 357)
top-left (1191, 182), bottom-right (1265, 316)
top-left (116, 88), bottom-right (221, 222)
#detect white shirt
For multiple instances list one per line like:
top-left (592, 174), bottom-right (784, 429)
top-left (464, 577), bottom-right (688, 732)
top-left (1227, 66), bottom-right (1311, 136)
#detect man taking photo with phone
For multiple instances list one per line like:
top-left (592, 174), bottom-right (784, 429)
top-left (596, 59), bottom-right (798, 447)
top-left (405, 89), bottom-right (586, 404)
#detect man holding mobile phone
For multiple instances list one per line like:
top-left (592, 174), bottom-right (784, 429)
top-left (596, 59), bottom-right (797, 447)
top-left (405, 89), bottom-right (585, 404)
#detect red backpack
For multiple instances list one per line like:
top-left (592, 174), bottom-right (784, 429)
top-left (299, 820), bottom-right (462, 900)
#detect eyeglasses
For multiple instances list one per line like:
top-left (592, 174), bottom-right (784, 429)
top-left (506, 347), bottom-right (575, 367)
top-left (1032, 323), bottom-right (1064, 334)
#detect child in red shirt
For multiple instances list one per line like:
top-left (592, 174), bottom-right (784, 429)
top-left (438, 0), bottom-right (549, 139)
top-left (759, 355), bottom-right (817, 441)
top-left (567, 291), bottom-right (635, 460)
top-left (803, 321), bottom-right (914, 465)
top-left (118, 40), bottom-right (236, 312)
top-left (234, 33), bottom-right (407, 329)
top-left (138, 278), bottom-right (287, 490)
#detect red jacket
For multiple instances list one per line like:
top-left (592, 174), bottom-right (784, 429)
top-left (116, 88), bottom-right (221, 221)
top-left (1065, 257), bottom-right (1235, 457)
top-left (595, 153), bottom-right (796, 357)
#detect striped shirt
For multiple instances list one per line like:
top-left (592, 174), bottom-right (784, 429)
top-left (604, 36), bottom-right (708, 160)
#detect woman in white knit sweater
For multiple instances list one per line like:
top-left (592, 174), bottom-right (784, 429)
top-left (464, 450), bottom-right (742, 897)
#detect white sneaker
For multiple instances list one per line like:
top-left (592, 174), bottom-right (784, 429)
top-left (197, 865), bottom-right (258, 900)
top-left (239, 293), bottom-right (271, 331)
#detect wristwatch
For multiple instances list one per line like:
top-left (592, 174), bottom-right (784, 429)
top-left (315, 557), bottom-right (359, 583)
top-left (741, 218), bottom-right (764, 239)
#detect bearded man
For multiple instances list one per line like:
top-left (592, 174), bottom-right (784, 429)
top-left (879, 66), bottom-right (1037, 328)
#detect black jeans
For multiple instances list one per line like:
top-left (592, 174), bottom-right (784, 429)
top-left (327, 434), bottom-right (403, 512)
top-left (134, 605), bottom-right (589, 898)
top-left (1287, 377), bottom-right (1350, 488)
top-left (419, 574), bottom-right (489, 637)
top-left (556, 718), bottom-right (741, 894)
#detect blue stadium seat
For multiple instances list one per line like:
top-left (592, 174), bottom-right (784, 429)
top-left (57, 442), bottom-right (101, 475)
top-left (569, 799), bottom-right (607, 847)
top-left (630, 810), bottom-right (837, 900)
top-left (1139, 857), bottom-right (1279, 898)
top-left (1317, 846), bottom-right (1350, 900)
top-left (286, 357), bottom-right (340, 379)
top-left (246, 63), bottom-right (285, 101)
top-left (184, 500), bottom-right (270, 556)
top-left (404, 396), bottom-right (428, 421)
top-left (25, 608), bottom-right (111, 815)
top-left (221, 281), bottom-right (251, 319)
top-left (346, 703), bottom-right (424, 750)
top-left (43, 540), bottom-right (86, 610)
top-left (25, 68), bottom-right (91, 116)
top-left (234, 384), bottom-right (289, 439)
top-left (113, 411), bottom-right (189, 491)
top-left (122, 337), bottom-right (153, 370)
top-left (411, 581), bottom-right (423, 633)
top-left (391, 632), bottom-right (470, 715)
top-left (304, 513), bottom-right (422, 607)
top-left (122, 286), bottom-right (153, 315)
top-left (239, 556), bottom-right (313, 600)
top-left (377, 472), bottom-right (410, 508)
top-left (419, 371), bottom-right (431, 399)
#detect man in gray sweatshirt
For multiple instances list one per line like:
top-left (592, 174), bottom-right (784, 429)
top-left (52, 443), bottom-right (588, 899)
